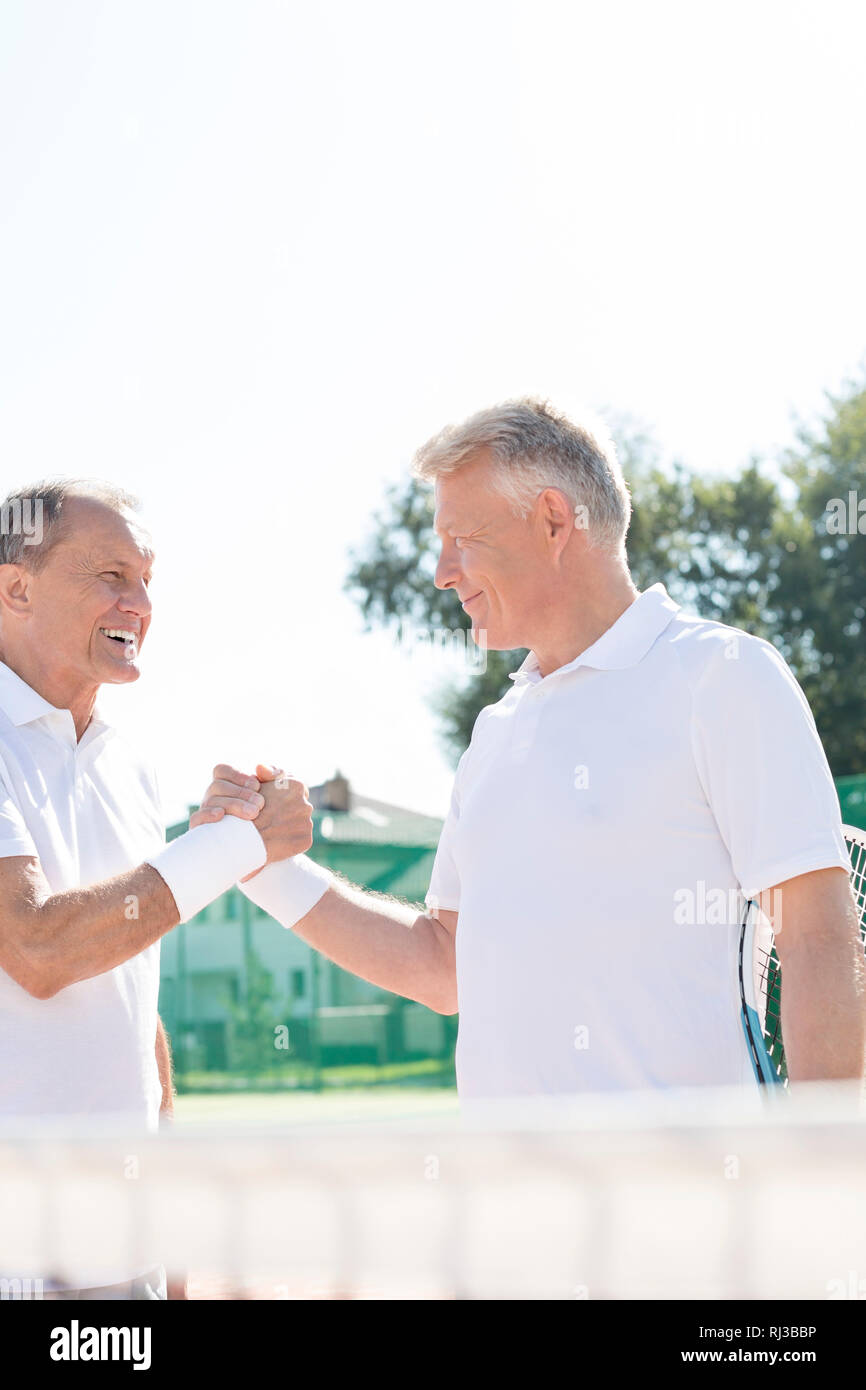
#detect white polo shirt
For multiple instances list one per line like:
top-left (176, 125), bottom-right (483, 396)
top-left (0, 661), bottom-right (165, 1128)
top-left (426, 584), bottom-right (850, 1098)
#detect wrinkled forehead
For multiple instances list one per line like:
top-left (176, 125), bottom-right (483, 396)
top-left (432, 451), bottom-right (503, 536)
top-left (50, 496), bottom-right (155, 566)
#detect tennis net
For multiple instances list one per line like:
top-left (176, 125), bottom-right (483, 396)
top-left (1, 1086), bottom-right (865, 1300)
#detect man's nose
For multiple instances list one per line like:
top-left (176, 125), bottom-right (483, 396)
top-left (434, 543), bottom-right (462, 591)
top-left (119, 579), bottom-right (152, 619)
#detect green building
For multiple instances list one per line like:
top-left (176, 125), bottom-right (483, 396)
top-left (158, 773), bottom-right (454, 1076)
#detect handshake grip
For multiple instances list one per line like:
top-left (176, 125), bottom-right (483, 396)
top-left (145, 767), bottom-right (332, 928)
top-left (230, 778), bottom-right (332, 928)
top-left (147, 767), bottom-right (332, 928)
top-left (248, 774), bottom-right (315, 867)
top-left (239, 773), bottom-right (332, 928)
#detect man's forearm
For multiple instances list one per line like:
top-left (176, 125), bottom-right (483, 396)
top-left (763, 869), bottom-right (866, 1084)
top-left (6, 815), bottom-right (270, 998)
top-left (781, 930), bottom-right (866, 1082)
top-left (272, 880), bottom-right (457, 1014)
top-left (19, 862), bottom-right (181, 997)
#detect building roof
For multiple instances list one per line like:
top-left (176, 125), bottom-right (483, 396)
top-left (313, 793), bottom-right (442, 849)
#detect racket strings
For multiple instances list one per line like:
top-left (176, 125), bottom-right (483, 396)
top-left (848, 837), bottom-right (866, 929)
top-left (755, 941), bottom-right (786, 1081)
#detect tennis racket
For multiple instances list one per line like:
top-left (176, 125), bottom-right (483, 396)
top-left (739, 823), bottom-right (866, 1086)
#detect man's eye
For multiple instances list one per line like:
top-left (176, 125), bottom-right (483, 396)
top-left (102, 571), bottom-right (122, 580)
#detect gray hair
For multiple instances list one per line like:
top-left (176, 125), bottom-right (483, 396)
top-left (0, 478), bottom-right (142, 571)
top-left (413, 397), bottom-right (632, 554)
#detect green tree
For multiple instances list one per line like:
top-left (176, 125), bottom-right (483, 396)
top-left (771, 377), bottom-right (866, 773)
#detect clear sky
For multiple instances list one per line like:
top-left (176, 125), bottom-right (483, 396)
top-left (1, 1), bottom-right (864, 821)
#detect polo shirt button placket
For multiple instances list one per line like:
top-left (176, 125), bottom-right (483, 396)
top-left (73, 750), bottom-right (86, 809)
top-left (512, 687), bottom-right (543, 758)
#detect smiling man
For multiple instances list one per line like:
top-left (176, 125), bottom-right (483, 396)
top-left (197, 398), bottom-right (865, 1098)
top-left (0, 479), bottom-right (315, 1298)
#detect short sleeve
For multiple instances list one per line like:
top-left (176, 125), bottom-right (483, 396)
top-left (0, 760), bottom-right (37, 861)
top-left (425, 750), bottom-right (470, 916)
top-left (690, 634), bottom-right (850, 899)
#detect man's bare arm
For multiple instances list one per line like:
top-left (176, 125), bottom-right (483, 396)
top-left (290, 881), bottom-right (458, 1014)
top-left (0, 769), bottom-right (314, 1000)
top-left (0, 855), bottom-right (182, 999)
top-left (156, 1014), bottom-right (175, 1121)
top-left (767, 866), bottom-right (866, 1082)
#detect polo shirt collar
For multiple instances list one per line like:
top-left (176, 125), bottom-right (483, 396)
top-left (0, 660), bottom-right (111, 742)
top-left (0, 660), bottom-right (60, 725)
top-left (509, 582), bottom-right (680, 685)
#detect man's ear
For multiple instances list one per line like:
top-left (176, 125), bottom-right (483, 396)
top-left (539, 487), bottom-right (577, 557)
top-left (0, 563), bottom-right (34, 620)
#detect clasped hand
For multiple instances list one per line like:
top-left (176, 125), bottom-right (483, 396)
top-left (190, 763), bottom-right (314, 880)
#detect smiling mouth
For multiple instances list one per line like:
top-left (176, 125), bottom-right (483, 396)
top-left (461, 592), bottom-right (482, 608)
top-left (100, 627), bottom-right (139, 654)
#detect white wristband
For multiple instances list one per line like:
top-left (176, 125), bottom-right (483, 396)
top-left (147, 816), bottom-right (268, 923)
top-left (238, 853), bottom-right (333, 929)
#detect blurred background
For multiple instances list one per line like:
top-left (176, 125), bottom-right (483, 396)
top-left (2, 0), bottom-right (865, 1112)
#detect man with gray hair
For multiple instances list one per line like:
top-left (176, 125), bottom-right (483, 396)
top-left (0, 479), bottom-right (316, 1297)
top-left (198, 395), bottom-right (864, 1096)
